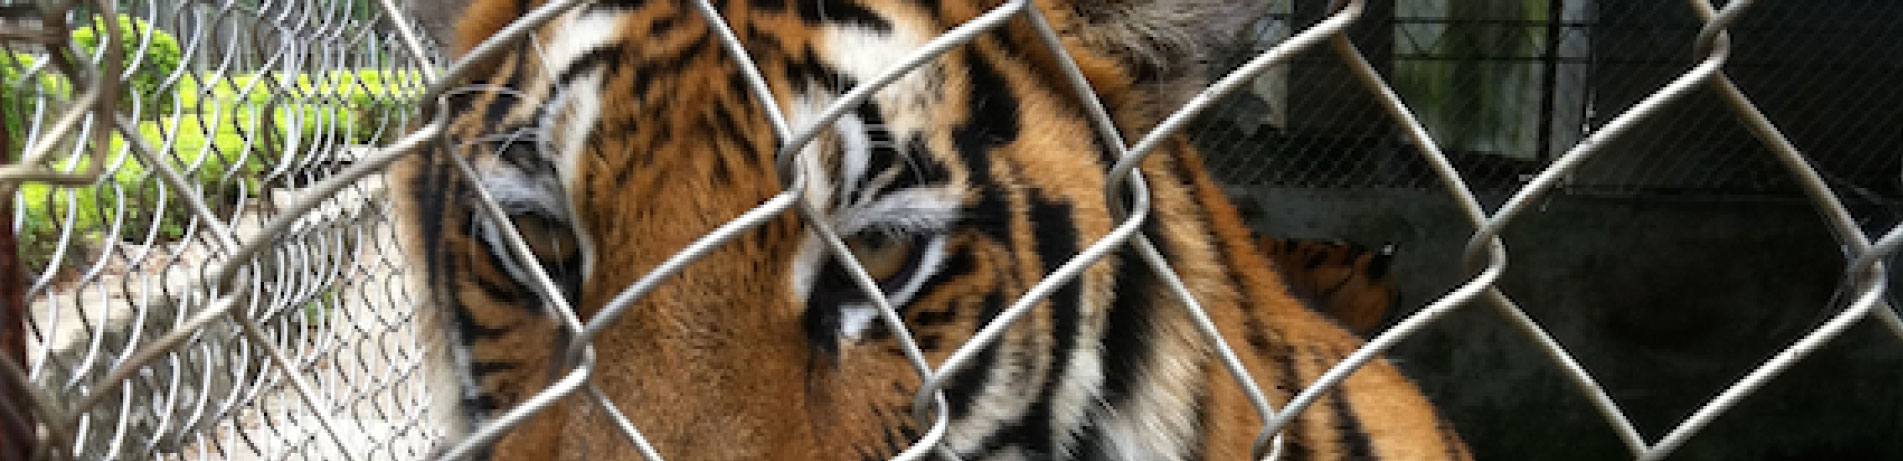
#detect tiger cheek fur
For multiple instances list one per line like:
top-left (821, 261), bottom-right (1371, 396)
top-left (395, 0), bottom-right (1474, 460)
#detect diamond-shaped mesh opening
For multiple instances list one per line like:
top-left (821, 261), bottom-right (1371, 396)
top-left (2, 1), bottom-right (1898, 460)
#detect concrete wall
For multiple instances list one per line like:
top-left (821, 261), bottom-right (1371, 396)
top-left (1231, 186), bottom-right (1903, 460)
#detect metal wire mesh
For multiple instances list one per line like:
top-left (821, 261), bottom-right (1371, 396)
top-left (1196, 0), bottom-right (1903, 199)
top-left (0, 0), bottom-right (1897, 461)
top-left (2, 0), bottom-right (435, 459)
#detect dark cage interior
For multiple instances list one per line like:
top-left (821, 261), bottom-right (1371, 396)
top-left (1194, 1), bottom-right (1903, 460)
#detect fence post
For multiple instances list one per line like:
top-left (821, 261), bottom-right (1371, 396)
top-left (0, 72), bottom-right (34, 461)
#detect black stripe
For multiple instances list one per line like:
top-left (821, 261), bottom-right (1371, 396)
top-left (431, 164), bottom-right (522, 345)
top-left (647, 13), bottom-right (681, 38)
top-left (796, 0), bottom-right (891, 33)
top-left (443, 90), bottom-right (483, 124)
top-left (420, 153), bottom-right (509, 440)
top-left (588, 0), bottom-right (642, 11)
top-left (712, 99), bottom-right (757, 146)
top-left (466, 393), bottom-right (501, 415)
top-left (879, 136), bottom-right (950, 193)
top-left (942, 291), bottom-right (1007, 420)
top-left (743, 23), bottom-right (789, 57)
top-left (1274, 350), bottom-right (1313, 461)
top-left (501, 46), bottom-right (531, 93)
top-left (630, 35), bottom-right (713, 100)
top-left (629, 62), bottom-right (659, 102)
top-left (1070, 244), bottom-right (1154, 459)
top-left (1327, 382), bottom-right (1377, 460)
top-left (961, 188), bottom-right (1011, 244)
top-left (722, 59), bottom-right (756, 105)
top-left (950, 50), bottom-right (1016, 187)
top-left (556, 45), bottom-right (623, 87)
top-left (464, 261), bottom-right (532, 308)
top-left (1094, 245), bottom-right (1154, 402)
top-left (803, 257), bottom-right (853, 361)
top-left (982, 34), bottom-right (1023, 65)
top-left (752, 0), bottom-right (786, 12)
top-left (1183, 382), bottom-right (1212, 461)
top-left (480, 82), bottom-right (521, 130)
top-left (895, 247), bottom-right (975, 352)
top-left (903, 0), bottom-right (941, 20)
top-left (784, 45), bottom-right (857, 94)
top-left (991, 191), bottom-right (1082, 457)
top-left (467, 360), bottom-right (520, 378)
top-left (415, 150), bottom-right (450, 306)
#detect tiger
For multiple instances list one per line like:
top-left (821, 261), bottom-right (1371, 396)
top-left (1258, 237), bottom-right (1400, 338)
top-left (392, 0), bottom-right (1472, 460)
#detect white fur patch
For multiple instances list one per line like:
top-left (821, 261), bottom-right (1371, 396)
top-left (834, 110), bottom-right (874, 203)
top-left (541, 11), bottom-right (622, 75)
top-left (532, 10), bottom-right (621, 290)
top-left (1087, 317), bottom-right (1207, 461)
top-left (835, 187), bottom-right (964, 236)
top-left (817, 19), bottom-right (941, 128)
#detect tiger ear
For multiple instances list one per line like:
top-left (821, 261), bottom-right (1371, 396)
top-left (1057, 0), bottom-right (1274, 85)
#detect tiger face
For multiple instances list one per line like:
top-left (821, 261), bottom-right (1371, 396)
top-left (394, 1), bottom-right (1469, 460)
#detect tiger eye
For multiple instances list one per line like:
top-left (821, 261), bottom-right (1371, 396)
top-left (846, 234), bottom-right (912, 281)
top-left (511, 214), bottom-right (577, 262)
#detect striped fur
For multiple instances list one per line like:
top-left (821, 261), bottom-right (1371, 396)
top-left (392, 1), bottom-right (1470, 460)
top-left (1260, 238), bottom-right (1400, 337)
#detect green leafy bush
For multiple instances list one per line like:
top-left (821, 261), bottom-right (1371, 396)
top-left (2, 52), bottom-right (77, 154)
top-left (3, 53), bottom-right (37, 155)
top-left (69, 15), bottom-right (184, 117)
top-left (12, 66), bottom-right (422, 272)
top-left (17, 114), bottom-right (273, 269)
top-left (287, 69), bottom-right (425, 142)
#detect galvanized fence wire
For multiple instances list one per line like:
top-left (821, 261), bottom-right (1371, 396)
top-left (1, 1), bottom-right (1900, 461)
top-left (1194, 0), bottom-right (1903, 200)
top-left (3, 0), bottom-right (437, 459)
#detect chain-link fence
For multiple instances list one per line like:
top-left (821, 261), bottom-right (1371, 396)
top-left (1197, 0), bottom-right (1903, 201)
top-left (2, 0), bottom-right (1899, 460)
top-left (2, 0), bottom-right (435, 459)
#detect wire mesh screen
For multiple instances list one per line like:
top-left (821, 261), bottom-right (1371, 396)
top-left (2, 0), bottom-right (435, 459)
top-left (0, 1), bottom-right (1898, 461)
top-left (1195, 0), bottom-right (1903, 199)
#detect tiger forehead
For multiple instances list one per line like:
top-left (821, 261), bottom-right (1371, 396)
top-left (517, 2), bottom-right (962, 164)
top-left (514, 2), bottom-right (951, 122)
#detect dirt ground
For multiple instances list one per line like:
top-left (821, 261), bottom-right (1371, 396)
top-left (27, 179), bottom-right (443, 460)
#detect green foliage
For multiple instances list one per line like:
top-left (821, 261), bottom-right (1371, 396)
top-left (11, 66), bottom-right (424, 273)
top-left (16, 115), bottom-right (270, 270)
top-left (4, 15), bottom-right (426, 275)
top-left (68, 15), bottom-right (184, 117)
top-left (170, 69), bottom-right (425, 143)
top-left (1, 53), bottom-right (76, 154)
top-left (3, 53), bottom-right (34, 155)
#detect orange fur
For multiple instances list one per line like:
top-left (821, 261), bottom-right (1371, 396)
top-left (1259, 237), bottom-right (1399, 337)
top-left (396, 1), bottom-right (1470, 459)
